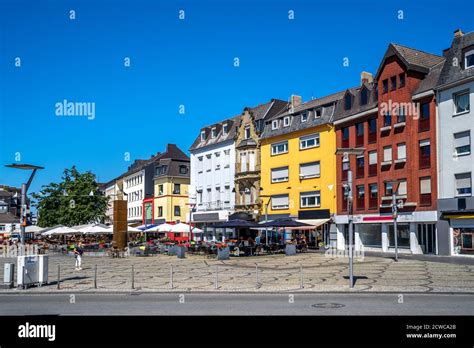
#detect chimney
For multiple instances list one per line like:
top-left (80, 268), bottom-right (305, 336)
top-left (360, 71), bottom-right (373, 85)
top-left (290, 95), bottom-right (302, 109)
top-left (454, 29), bottom-right (464, 39)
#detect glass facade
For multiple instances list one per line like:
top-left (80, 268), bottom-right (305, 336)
top-left (453, 227), bottom-right (474, 255)
top-left (358, 224), bottom-right (382, 247)
top-left (388, 224), bottom-right (410, 248)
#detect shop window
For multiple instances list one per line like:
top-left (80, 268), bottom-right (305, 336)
top-left (388, 224), bottom-right (411, 248)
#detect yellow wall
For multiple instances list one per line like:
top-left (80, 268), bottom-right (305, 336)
top-left (153, 177), bottom-right (190, 223)
top-left (260, 124), bottom-right (337, 217)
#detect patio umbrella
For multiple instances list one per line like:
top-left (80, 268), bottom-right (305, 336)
top-left (145, 223), bottom-right (173, 232)
top-left (79, 224), bottom-right (113, 235)
top-left (104, 225), bottom-right (142, 233)
top-left (258, 218), bottom-right (313, 228)
top-left (170, 222), bottom-right (203, 234)
top-left (25, 225), bottom-right (44, 235)
top-left (41, 225), bottom-right (81, 236)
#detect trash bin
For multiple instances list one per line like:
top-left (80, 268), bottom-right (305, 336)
top-left (285, 244), bottom-right (297, 256)
top-left (176, 246), bottom-right (186, 259)
top-left (2, 263), bottom-right (15, 289)
top-left (217, 247), bottom-right (230, 260)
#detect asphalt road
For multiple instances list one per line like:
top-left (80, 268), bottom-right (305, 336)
top-left (0, 293), bottom-right (473, 315)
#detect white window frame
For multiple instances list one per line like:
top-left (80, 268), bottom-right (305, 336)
top-left (301, 112), bottom-right (308, 123)
top-left (465, 49), bottom-right (474, 69)
top-left (454, 130), bottom-right (471, 156)
top-left (271, 194), bottom-right (289, 210)
top-left (300, 191), bottom-right (321, 208)
top-left (211, 127), bottom-right (217, 138)
top-left (200, 131), bottom-right (206, 141)
top-left (455, 172), bottom-right (472, 197)
top-left (283, 116), bottom-right (291, 127)
top-left (244, 125), bottom-right (251, 139)
top-left (271, 141), bottom-right (288, 155)
top-left (383, 146), bottom-right (392, 162)
top-left (271, 119), bottom-right (279, 130)
top-left (453, 90), bottom-right (470, 115)
top-left (223, 123), bottom-right (228, 135)
top-left (271, 166), bottom-right (289, 183)
top-left (299, 133), bottom-right (320, 150)
top-left (299, 161), bottom-right (320, 179)
top-left (397, 143), bottom-right (407, 160)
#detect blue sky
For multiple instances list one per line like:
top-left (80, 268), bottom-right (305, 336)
top-left (0, 0), bottom-right (473, 197)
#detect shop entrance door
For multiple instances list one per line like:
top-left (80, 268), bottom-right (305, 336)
top-left (417, 224), bottom-right (437, 254)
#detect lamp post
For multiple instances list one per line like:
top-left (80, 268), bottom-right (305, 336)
top-left (260, 194), bottom-right (272, 246)
top-left (5, 164), bottom-right (44, 244)
top-left (384, 180), bottom-right (404, 262)
top-left (335, 148), bottom-right (364, 289)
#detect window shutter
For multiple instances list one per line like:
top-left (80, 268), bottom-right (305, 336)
top-left (369, 151), bottom-right (377, 164)
top-left (398, 181), bottom-right (407, 195)
top-left (271, 167), bottom-right (289, 182)
top-left (300, 162), bottom-right (320, 177)
top-left (454, 132), bottom-right (470, 147)
top-left (397, 144), bottom-right (406, 159)
top-left (456, 173), bottom-right (471, 189)
top-left (271, 194), bottom-right (289, 208)
top-left (420, 178), bottom-right (431, 194)
top-left (384, 147), bottom-right (392, 161)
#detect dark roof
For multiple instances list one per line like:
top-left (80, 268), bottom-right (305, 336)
top-left (245, 99), bottom-right (288, 121)
top-left (333, 83), bottom-right (378, 123)
top-left (154, 157), bottom-right (190, 179)
top-left (0, 212), bottom-right (20, 224)
top-left (189, 115), bottom-right (240, 151)
top-left (437, 31), bottom-right (474, 88)
top-left (261, 91), bottom-right (345, 139)
top-left (414, 60), bottom-right (445, 95)
top-left (376, 43), bottom-right (445, 78)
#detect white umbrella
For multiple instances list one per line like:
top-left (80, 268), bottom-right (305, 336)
top-left (41, 225), bottom-right (81, 236)
top-left (170, 222), bottom-right (203, 234)
top-left (25, 225), bottom-right (44, 235)
top-left (79, 224), bottom-right (112, 235)
top-left (105, 225), bottom-right (142, 233)
top-left (146, 223), bottom-right (173, 232)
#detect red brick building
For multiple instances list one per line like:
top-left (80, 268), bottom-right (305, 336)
top-left (333, 44), bottom-right (445, 255)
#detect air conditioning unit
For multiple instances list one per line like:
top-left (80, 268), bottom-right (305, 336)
top-left (17, 255), bottom-right (48, 288)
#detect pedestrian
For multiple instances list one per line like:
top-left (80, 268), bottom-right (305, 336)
top-left (73, 242), bottom-right (84, 270)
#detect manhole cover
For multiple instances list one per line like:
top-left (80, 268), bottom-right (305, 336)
top-left (312, 303), bottom-right (345, 309)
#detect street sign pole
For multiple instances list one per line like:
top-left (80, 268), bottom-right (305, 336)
top-left (347, 170), bottom-right (354, 289)
top-left (392, 193), bottom-right (399, 262)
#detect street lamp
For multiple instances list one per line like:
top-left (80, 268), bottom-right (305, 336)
top-left (335, 148), bottom-right (364, 289)
top-left (260, 194), bottom-right (272, 246)
top-left (384, 180), bottom-right (404, 262)
top-left (5, 163), bottom-right (44, 244)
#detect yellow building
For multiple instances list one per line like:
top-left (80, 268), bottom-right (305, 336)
top-left (260, 93), bottom-right (343, 244)
top-left (146, 144), bottom-right (191, 228)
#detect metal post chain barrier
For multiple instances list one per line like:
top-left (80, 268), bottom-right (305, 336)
top-left (57, 264), bottom-right (60, 290)
top-left (131, 265), bottom-right (135, 289)
top-left (215, 265), bottom-right (218, 289)
top-left (300, 264), bottom-right (304, 289)
top-left (94, 264), bottom-right (97, 289)
top-left (169, 265), bottom-right (173, 289)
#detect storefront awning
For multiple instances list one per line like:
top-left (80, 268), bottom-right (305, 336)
top-left (284, 218), bottom-right (330, 230)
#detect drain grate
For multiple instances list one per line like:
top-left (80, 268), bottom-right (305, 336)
top-left (312, 303), bottom-right (345, 309)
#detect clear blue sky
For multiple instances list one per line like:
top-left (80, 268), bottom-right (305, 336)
top-left (0, 0), bottom-right (473, 196)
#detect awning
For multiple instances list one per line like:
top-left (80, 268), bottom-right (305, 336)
top-left (285, 218), bottom-right (330, 230)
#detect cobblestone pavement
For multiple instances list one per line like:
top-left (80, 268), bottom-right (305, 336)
top-left (1, 252), bottom-right (474, 293)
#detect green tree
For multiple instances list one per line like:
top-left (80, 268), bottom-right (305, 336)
top-left (32, 166), bottom-right (109, 227)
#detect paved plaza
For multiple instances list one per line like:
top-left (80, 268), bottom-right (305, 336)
top-left (1, 252), bottom-right (474, 293)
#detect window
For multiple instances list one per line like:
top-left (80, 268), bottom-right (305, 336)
top-left (315, 108), bottom-right (322, 118)
top-left (397, 143), bottom-right (407, 160)
top-left (342, 158), bottom-right (349, 181)
top-left (383, 113), bottom-right (391, 127)
top-left (344, 93), bottom-right (352, 110)
top-left (342, 127), bottom-right (349, 147)
top-left (368, 151), bottom-right (377, 176)
top-left (300, 133), bottom-right (320, 149)
top-left (271, 167), bottom-right (289, 183)
top-left (419, 102), bottom-right (430, 131)
top-left (174, 205), bottom-right (181, 216)
top-left (419, 139), bottom-right (431, 168)
top-left (455, 173), bottom-right (472, 196)
top-left (356, 122), bottom-right (364, 146)
top-left (389, 76), bottom-right (396, 91)
top-left (158, 184), bottom-right (164, 195)
top-left (200, 131), bottom-right (206, 141)
top-left (173, 184), bottom-right (181, 194)
top-left (211, 127), bottom-right (217, 138)
top-left (271, 194), bottom-right (289, 209)
top-left (383, 146), bottom-right (392, 162)
top-left (156, 165), bottom-right (168, 175)
top-left (420, 177), bottom-right (432, 206)
top-left (454, 90), bottom-right (470, 114)
top-left (197, 157), bottom-right (203, 173)
top-left (385, 182), bottom-right (393, 196)
top-left (244, 126), bottom-right (251, 139)
top-left (301, 112), bottom-right (308, 122)
top-left (356, 155), bottom-right (364, 178)
top-left (271, 141), bottom-right (288, 155)
top-left (454, 131), bottom-right (471, 156)
top-left (283, 116), bottom-right (291, 127)
top-left (368, 118), bottom-right (377, 143)
top-left (397, 105), bottom-right (406, 123)
top-left (179, 165), bottom-right (188, 175)
top-left (271, 119), bottom-right (279, 130)
top-left (399, 73), bottom-right (405, 87)
top-left (398, 180), bottom-right (407, 196)
top-left (300, 191), bottom-right (321, 208)
top-left (382, 79), bottom-right (388, 93)
top-left (369, 183), bottom-right (378, 209)
top-left (223, 123), bottom-right (228, 134)
top-left (240, 152), bottom-right (247, 172)
top-left (465, 49), bottom-right (474, 69)
top-left (356, 185), bottom-right (365, 210)
top-left (300, 161), bottom-right (320, 179)
top-left (360, 88), bottom-right (368, 105)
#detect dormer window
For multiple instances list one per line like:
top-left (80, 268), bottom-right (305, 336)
top-left (272, 119), bottom-right (279, 130)
top-left (301, 112), bottom-right (308, 122)
top-left (223, 123), bottom-right (228, 135)
top-left (200, 131), bottom-right (206, 141)
top-left (360, 88), bottom-right (368, 105)
top-left (244, 126), bottom-right (251, 139)
top-left (283, 116), bottom-right (290, 127)
top-left (344, 94), bottom-right (352, 110)
top-left (211, 127), bottom-right (217, 138)
top-left (465, 49), bottom-right (474, 69)
top-left (315, 108), bottom-right (322, 118)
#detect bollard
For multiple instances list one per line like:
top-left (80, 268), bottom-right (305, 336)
top-left (169, 265), bottom-right (173, 289)
top-left (131, 265), bottom-right (135, 289)
top-left (255, 263), bottom-right (259, 289)
top-left (300, 264), bottom-right (304, 289)
top-left (57, 264), bottom-right (60, 290)
top-left (214, 265), bottom-right (218, 289)
top-left (94, 264), bottom-right (97, 289)
top-left (22, 266), bottom-right (26, 290)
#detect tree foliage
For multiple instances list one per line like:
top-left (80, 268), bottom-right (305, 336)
top-left (32, 166), bottom-right (109, 227)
